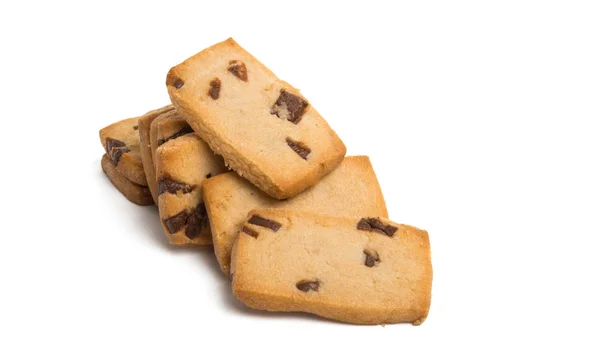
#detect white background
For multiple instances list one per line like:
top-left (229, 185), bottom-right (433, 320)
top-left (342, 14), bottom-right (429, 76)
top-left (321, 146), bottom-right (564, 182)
top-left (1, 1), bottom-right (599, 354)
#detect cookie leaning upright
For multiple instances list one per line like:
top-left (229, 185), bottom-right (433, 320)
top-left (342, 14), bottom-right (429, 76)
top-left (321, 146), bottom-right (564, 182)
top-left (151, 111), bottom-right (228, 245)
top-left (138, 104), bottom-right (175, 203)
top-left (166, 38), bottom-right (347, 199)
top-left (154, 133), bottom-right (228, 245)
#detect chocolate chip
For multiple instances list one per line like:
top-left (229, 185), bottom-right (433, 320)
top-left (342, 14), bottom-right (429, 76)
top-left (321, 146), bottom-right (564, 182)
top-left (173, 78), bottom-right (184, 89)
top-left (110, 147), bottom-right (129, 165)
top-left (357, 218), bottom-right (398, 237)
top-left (286, 138), bottom-right (311, 160)
top-left (157, 177), bottom-right (195, 195)
top-left (185, 203), bottom-right (208, 239)
top-left (133, 125), bottom-right (138, 130)
top-left (105, 138), bottom-right (129, 165)
top-left (209, 78), bottom-right (221, 100)
top-left (241, 226), bottom-right (258, 238)
top-left (164, 211), bottom-right (188, 234)
top-left (164, 204), bottom-right (208, 238)
top-left (296, 280), bottom-right (320, 292)
top-left (205, 173), bottom-right (212, 179)
top-left (248, 215), bottom-right (281, 231)
top-left (185, 214), bottom-right (202, 238)
top-left (364, 249), bottom-right (380, 267)
top-left (270, 90), bottom-right (309, 124)
top-left (228, 60), bottom-right (248, 82)
top-left (106, 138), bottom-right (126, 153)
top-left (157, 125), bottom-right (194, 146)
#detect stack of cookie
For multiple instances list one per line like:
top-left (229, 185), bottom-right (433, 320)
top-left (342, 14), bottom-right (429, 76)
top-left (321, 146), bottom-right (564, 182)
top-left (99, 38), bottom-right (432, 325)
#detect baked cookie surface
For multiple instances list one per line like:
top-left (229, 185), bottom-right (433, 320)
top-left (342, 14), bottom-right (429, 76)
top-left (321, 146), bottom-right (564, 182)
top-left (167, 38), bottom-right (346, 200)
top-left (155, 133), bottom-right (227, 245)
top-left (149, 109), bottom-right (193, 168)
top-left (203, 156), bottom-right (388, 275)
top-left (231, 209), bottom-right (432, 325)
top-left (138, 105), bottom-right (175, 203)
top-left (99, 117), bottom-right (147, 186)
top-left (101, 154), bottom-right (153, 206)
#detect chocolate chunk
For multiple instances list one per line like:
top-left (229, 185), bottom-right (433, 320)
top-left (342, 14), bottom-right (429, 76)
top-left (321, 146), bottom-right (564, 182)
top-left (357, 218), bottom-right (398, 237)
top-left (364, 249), bottom-right (381, 267)
top-left (209, 78), bottom-right (221, 100)
top-left (270, 90), bottom-right (309, 124)
top-left (205, 173), bottom-right (212, 179)
top-left (241, 226), bottom-right (258, 238)
top-left (173, 78), bottom-right (184, 89)
top-left (228, 60), bottom-right (248, 82)
top-left (185, 213), bottom-right (202, 238)
top-left (133, 125), bottom-right (138, 130)
top-left (163, 204), bottom-right (208, 238)
top-left (296, 280), bottom-right (320, 292)
top-left (248, 215), bottom-right (281, 231)
top-left (157, 125), bottom-right (194, 146)
top-left (164, 211), bottom-right (188, 234)
top-left (109, 147), bottom-right (129, 165)
top-left (157, 177), bottom-right (195, 195)
top-left (185, 203), bottom-right (208, 239)
top-left (106, 138), bottom-right (126, 153)
top-left (286, 138), bottom-right (311, 160)
top-left (195, 202), bottom-right (208, 221)
top-left (106, 138), bottom-right (129, 165)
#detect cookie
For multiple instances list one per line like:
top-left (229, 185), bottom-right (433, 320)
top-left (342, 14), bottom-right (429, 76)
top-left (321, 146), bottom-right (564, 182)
top-left (231, 209), bottom-right (432, 325)
top-left (167, 38), bottom-right (347, 200)
top-left (138, 104), bottom-right (176, 203)
top-left (203, 156), bottom-right (388, 275)
top-left (99, 117), bottom-right (147, 186)
top-left (155, 133), bottom-right (227, 245)
top-left (149, 109), bottom-right (194, 169)
top-left (101, 154), bottom-right (153, 206)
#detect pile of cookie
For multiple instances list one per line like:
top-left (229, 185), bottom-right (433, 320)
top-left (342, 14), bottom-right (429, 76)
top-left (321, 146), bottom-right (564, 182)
top-left (99, 38), bottom-right (432, 325)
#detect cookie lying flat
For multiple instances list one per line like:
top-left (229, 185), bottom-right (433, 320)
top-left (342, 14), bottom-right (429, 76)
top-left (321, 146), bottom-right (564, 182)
top-left (231, 209), bottom-right (432, 325)
top-left (99, 116), bottom-right (148, 186)
top-left (167, 38), bottom-right (346, 200)
top-left (138, 104), bottom-right (175, 203)
top-left (101, 154), bottom-right (153, 206)
top-left (155, 133), bottom-right (227, 245)
top-left (203, 156), bottom-right (388, 275)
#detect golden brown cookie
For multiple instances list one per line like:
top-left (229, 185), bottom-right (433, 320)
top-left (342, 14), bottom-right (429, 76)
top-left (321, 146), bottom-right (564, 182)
top-left (231, 209), bottom-right (432, 325)
top-left (149, 109), bottom-right (194, 170)
top-left (167, 38), bottom-right (346, 200)
top-left (155, 134), bottom-right (227, 246)
top-left (138, 105), bottom-right (175, 203)
top-left (99, 117), bottom-right (147, 186)
top-left (203, 156), bottom-right (388, 275)
top-left (101, 154), bottom-right (153, 206)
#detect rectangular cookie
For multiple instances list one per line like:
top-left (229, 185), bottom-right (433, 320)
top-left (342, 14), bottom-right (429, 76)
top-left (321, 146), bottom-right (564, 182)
top-left (167, 38), bottom-right (346, 200)
top-left (138, 104), bottom-right (175, 203)
top-left (202, 156), bottom-right (388, 275)
top-left (149, 109), bottom-right (194, 169)
top-left (101, 154), bottom-right (153, 206)
top-left (99, 117), bottom-right (147, 186)
top-left (231, 209), bottom-right (432, 325)
top-left (155, 133), bottom-right (227, 245)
